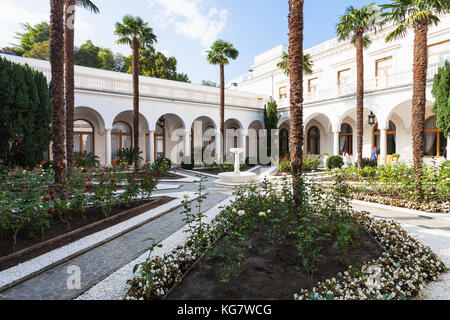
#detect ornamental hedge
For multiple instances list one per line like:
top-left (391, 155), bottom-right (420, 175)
top-left (0, 58), bottom-right (51, 168)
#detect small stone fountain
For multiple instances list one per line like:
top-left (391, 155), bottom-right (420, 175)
top-left (215, 148), bottom-right (258, 187)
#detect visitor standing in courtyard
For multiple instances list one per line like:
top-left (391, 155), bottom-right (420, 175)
top-left (371, 146), bottom-right (379, 165)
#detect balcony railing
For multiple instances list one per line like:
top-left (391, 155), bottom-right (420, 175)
top-left (279, 63), bottom-right (443, 106)
top-left (1, 54), bottom-right (267, 110)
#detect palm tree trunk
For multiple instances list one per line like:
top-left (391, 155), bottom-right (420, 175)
top-left (412, 21), bottom-right (428, 198)
top-left (64, 0), bottom-right (75, 169)
top-left (355, 31), bottom-right (364, 168)
top-left (220, 63), bottom-right (225, 160)
top-left (132, 37), bottom-right (140, 171)
top-left (50, 0), bottom-right (66, 196)
top-left (288, 0), bottom-right (304, 206)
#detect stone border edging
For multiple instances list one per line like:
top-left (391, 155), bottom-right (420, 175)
top-left (350, 199), bottom-right (449, 219)
top-left (179, 165), bottom-right (263, 180)
top-left (76, 196), bottom-right (235, 300)
top-left (0, 191), bottom-right (201, 292)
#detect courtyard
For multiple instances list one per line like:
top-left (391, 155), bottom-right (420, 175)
top-left (0, 0), bottom-right (450, 309)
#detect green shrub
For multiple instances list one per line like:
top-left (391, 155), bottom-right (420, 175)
top-left (361, 158), bottom-right (377, 168)
top-left (181, 156), bottom-right (195, 170)
top-left (42, 161), bottom-right (54, 170)
top-left (327, 156), bottom-right (344, 170)
top-left (303, 154), bottom-right (319, 171)
top-left (154, 157), bottom-right (172, 171)
top-left (279, 157), bottom-right (292, 172)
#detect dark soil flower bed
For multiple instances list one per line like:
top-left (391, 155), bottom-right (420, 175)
top-left (0, 197), bottom-right (174, 271)
top-left (191, 165), bottom-right (255, 175)
top-left (166, 223), bottom-right (383, 300)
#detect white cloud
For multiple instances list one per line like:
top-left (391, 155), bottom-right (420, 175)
top-left (0, 1), bottom-right (48, 47)
top-left (149, 0), bottom-right (228, 49)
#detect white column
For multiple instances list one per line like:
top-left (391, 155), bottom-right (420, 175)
top-left (242, 133), bottom-right (248, 162)
top-left (105, 128), bottom-right (112, 166)
top-left (216, 133), bottom-right (223, 163)
top-left (148, 130), bottom-right (155, 163)
top-left (333, 131), bottom-right (340, 156)
top-left (184, 132), bottom-right (191, 158)
top-left (447, 134), bottom-right (450, 160)
top-left (380, 128), bottom-right (387, 165)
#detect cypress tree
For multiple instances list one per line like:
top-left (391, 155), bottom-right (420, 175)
top-left (432, 61), bottom-right (450, 137)
top-left (0, 58), bottom-right (51, 168)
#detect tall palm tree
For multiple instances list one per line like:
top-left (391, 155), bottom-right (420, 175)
top-left (382, 0), bottom-right (450, 197)
top-left (115, 15), bottom-right (157, 170)
top-left (207, 40), bottom-right (239, 158)
top-left (50, 0), bottom-right (66, 195)
top-left (288, 0), bottom-right (304, 206)
top-left (277, 51), bottom-right (314, 75)
top-left (64, 0), bottom-right (99, 169)
top-left (336, 3), bottom-right (380, 168)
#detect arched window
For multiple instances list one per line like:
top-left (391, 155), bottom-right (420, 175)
top-left (424, 116), bottom-right (447, 157)
top-left (74, 120), bottom-right (94, 154)
top-left (307, 126), bottom-right (320, 155)
top-left (280, 129), bottom-right (290, 157)
top-left (339, 123), bottom-right (353, 155)
top-left (373, 121), bottom-right (396, 155)
top-left (112, 122), bottom-right (132, 160)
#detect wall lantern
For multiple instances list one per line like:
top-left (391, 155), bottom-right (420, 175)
top-left (158, 116), bottom-right (166, 128)
top-left (368, 112), bottom-right (376, 126)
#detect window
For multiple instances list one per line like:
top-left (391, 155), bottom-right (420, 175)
top-left (112, 122), bottom-right (132, 160)
top-left (308, 78), bottom-right (318, 93)
top-left (373, 121), bottom-right (396, 155)
top-left (428, 39), bottom-right (450, 64)
top-left (376, 57), bottom-right (393, 77)
top-left (337, 69), bottom-right (351, 87)
top-left (339, 123), bottom-right (353, 155)
top-left (307, 126), bottom-right (320, 155)
top-left (279, 129), bottom-right (290, 157)
top-left (74, 120), bottom-right (94, 154)
top-left (279, 86), bottom-right (288, 100)
top-left (424, 116), bottom-right (447, 157)
top-left (376, 57), bottom-right (393, 86)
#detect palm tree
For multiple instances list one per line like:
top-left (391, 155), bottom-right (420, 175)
top-left (207, 40), bottom-right (239, 158)
top-left (277, 51), bottom-right (314, 75)
top-left (288, 0), bottom-right (304, 206)
top-left (115, 15), bottom-right (157, 170)
top-left (49, 0), bottom-right (66, 195)
top-left (381, 0), bottom-right (450, 197)
top-left (65, 0), bottom-right (99, 169)
top-left (336, 3), bottom-right (380, 169)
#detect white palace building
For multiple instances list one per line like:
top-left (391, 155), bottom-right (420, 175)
top-left (2, 14), bottom-right (449, 166)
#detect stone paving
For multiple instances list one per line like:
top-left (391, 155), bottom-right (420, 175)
top-left (0, 172), bottom-right (234, 300)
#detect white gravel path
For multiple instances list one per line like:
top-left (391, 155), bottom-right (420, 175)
top-left (76, 196), bottom-right (235, 300)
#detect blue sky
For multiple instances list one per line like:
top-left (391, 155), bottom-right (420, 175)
top-left (0, 0), bottom-right (387, 84)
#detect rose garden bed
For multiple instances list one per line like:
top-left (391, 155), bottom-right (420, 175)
top-left (0, 164), bottom-right (171, 271)
top-left (126, 178), bottom-right (446, 300)
top-left (0, 197), bottom-right (174, 272)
